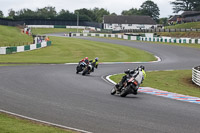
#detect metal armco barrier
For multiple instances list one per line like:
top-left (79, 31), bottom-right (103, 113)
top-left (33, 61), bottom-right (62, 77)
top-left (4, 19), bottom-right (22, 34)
top-left (192, 66), bottom-right (200, 86)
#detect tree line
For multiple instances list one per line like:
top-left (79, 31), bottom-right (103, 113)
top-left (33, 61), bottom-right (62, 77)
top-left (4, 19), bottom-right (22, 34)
top-left (0, 0), bottom-right (160, 22)
top-left (0, 0), bottom-right (200, 24)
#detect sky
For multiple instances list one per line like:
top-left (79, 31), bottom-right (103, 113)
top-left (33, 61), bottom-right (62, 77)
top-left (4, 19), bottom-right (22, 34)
top-left (0, 0), bottom-right (177, 18)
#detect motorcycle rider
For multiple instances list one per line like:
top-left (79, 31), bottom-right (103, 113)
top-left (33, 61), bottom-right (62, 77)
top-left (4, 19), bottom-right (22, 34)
top-left (81, 57), bottom-right (99, 75)
top-left (76, 57), bottom-right (89, 74)
top-left (89, 57), bottom-right (99, 72)
top-left (115, 65), bottom-right (146, 94)
top-left (79, 57), bottom-right (89, 65)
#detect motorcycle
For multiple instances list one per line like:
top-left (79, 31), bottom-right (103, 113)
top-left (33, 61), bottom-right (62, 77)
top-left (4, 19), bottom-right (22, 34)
top-left (111, 76), bottom-right (139, 97)
top-left (82, 61), bottom-right (96, 76)
top-left (76, 62), bottom-right (87, 74)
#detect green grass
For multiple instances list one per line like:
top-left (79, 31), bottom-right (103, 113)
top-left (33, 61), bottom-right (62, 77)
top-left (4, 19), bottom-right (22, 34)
top-left (152, 41), bottom-right (200, 49)
top-left (110, 70), bottom-right (200, 97)
top-left (0, 25), bottom-right (32, 46)
top-left (0, 36), bottom-right (156, 63)
top-left (0, 112), bottom-right (76, 133)
top-left (31, 28), bottom-right (83, 35)
top-left (165, 22), bottom-right (200, 29)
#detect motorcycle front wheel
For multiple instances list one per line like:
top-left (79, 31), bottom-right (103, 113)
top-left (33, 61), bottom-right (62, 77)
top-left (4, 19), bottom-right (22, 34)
top-left (82, 68), bottom-right (88, 75)
top-left (120, 85), bottom-right (131, 97)
top-left (110, 87), bottom-right (116, 95)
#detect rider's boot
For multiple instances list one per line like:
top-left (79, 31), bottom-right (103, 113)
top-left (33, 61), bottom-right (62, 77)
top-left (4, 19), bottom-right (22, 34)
top-left (133, 90), bottom-right (137, 95)
top-left (115, 82), bottom-right (124, 93)
top-left (133, 87), bottom-right (138, 95)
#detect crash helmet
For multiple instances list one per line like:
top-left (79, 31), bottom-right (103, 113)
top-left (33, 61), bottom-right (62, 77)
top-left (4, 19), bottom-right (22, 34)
top-left (85, 59), bottom-right (89, 64)
top-left (139, 65), bottom-right (145, 70)
top-left (95, 57), bottom-right (99, 61)
top-left (85, 57), bottom-right (88, 60)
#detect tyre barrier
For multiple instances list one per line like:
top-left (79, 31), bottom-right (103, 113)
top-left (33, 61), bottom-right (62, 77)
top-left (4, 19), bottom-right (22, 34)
top-left (0, 41), bottom-right (51, 54)
top-left (192, 66), bottom-right (200, 86)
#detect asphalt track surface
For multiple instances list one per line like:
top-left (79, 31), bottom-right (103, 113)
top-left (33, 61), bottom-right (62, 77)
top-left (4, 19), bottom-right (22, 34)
top-left (0, 35), bottom-right (200, 133)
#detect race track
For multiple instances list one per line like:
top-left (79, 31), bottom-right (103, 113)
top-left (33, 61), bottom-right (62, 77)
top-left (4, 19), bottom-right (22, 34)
top-left (0, 36), bottom-right (200, 133)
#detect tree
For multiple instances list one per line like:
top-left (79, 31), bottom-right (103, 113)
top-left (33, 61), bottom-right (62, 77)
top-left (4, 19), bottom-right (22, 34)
top-left (191, 0), bottom-right (200, 11)
top-left (15, 8), bottom-right (36, 19)
top-left (121, 8), bottom-right (141, 15)
top-left (110, 13), bottom-right (117, 16)
top-left (75, 8), bottom-right (96, 21)
top-left (0, 10), bottom-right (3, 18)
top-left (57, 9), bottom-right (76, 20)
top-left (140, 0), bottom-right (160, 20)
top-left (8, 9), bottom-right (16, 19)
top-left (159, 17), bottom-right (168, 26)
top-left (36, 6), bottom-right (57, 19)
top-left (171, 0), bottom-right (200, 13)
top-left (92, 7), bottom-right (110, 22)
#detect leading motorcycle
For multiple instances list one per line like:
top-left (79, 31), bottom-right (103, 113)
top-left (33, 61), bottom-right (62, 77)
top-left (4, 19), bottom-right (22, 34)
top-left (76, 62), bottom-right (87, 74)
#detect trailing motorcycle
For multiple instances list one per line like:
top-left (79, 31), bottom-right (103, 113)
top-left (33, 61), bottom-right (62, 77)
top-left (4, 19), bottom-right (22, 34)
top-left (111, 76), bottom-right (139, 97)
top-left (82, 61), bottom-right (96, 76)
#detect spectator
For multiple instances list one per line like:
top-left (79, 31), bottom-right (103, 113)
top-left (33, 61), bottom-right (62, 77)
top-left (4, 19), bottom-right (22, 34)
top-left (45, 36), bottom-right (50, 41)
top-left (69, 31), bottom-right (72, 37)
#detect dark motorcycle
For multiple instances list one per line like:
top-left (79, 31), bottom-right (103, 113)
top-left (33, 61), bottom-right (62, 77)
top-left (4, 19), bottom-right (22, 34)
top-left (111, 76), bottom-right (139, 97)
top-left (76, 62), bottom-right (87, 74)
top-left (82, 61), bottom-right (96, 76)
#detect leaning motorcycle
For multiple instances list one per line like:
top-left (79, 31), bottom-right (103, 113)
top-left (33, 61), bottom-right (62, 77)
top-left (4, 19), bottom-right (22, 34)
top-left (76, 62), bottom-right (86, 74)
top-left (111, 76), bottom-right (139, 97)
top-left (82, 62), bottom-right (95, 76)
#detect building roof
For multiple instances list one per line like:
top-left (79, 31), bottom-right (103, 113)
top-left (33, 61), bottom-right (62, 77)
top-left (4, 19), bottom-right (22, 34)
top-left (103, 15), bottom-right (156, 25)
top-left (181, 11), bottom-right (200, 17)
top-left (168, 15), bottom-right (180, 21)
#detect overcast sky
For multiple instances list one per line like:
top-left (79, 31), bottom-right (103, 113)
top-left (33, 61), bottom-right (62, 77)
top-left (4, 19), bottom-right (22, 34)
top-left (0, 0), bottom-right (176, 18)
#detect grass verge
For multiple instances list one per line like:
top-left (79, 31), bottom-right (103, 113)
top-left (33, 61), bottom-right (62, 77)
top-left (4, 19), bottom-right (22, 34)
top-left (0, 36), bottom-right (156, 63)
top-left (165, 22), bottom-right (200, 29)
top-left (95, 36), bottom-right (200, 49)
top-left (0, 112), bottom-right (77, 133)
top-left (31, 28), bottom-right (83, 35)
top-left (0, 25), bottom-right (32, 47)
top-left (110, 70), bottom-right (200, 97)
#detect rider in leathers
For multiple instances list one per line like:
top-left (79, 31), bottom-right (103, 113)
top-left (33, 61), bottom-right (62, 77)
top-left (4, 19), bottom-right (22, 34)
top-left (89, 57), bottom-right (99, 72)
top-left (115, 65), bottom-right (146, 94)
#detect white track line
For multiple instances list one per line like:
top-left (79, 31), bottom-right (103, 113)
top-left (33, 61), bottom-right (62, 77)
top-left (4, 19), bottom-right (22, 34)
top-left (1, 55), bottom-right (162, 132)
top-left (105, 73), bottom-right (200, 104)
top-left (0, 109), bottom-right (92, 133)
top-left (65, 55), bottom-right (161, 65)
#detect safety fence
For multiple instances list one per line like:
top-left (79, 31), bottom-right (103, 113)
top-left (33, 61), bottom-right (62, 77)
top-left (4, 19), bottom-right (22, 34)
top-left (71, 33), bottom-right (200, 44)
top-left (0, 41), bottom-right (51, 54)
top-left (117, 28), bottom-right (200, 33)
top-left (0, 18), bottom-right (102, 28)
top-left (192, 66), bottom-right (200, 87)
